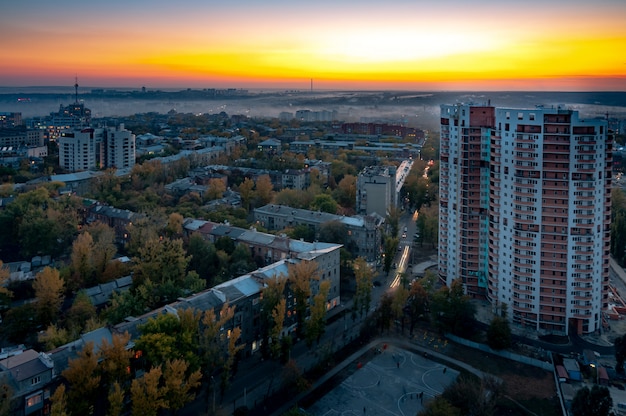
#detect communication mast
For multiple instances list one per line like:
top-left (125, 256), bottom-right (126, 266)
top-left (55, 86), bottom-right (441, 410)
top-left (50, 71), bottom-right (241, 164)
top-left (74, 75), bottom-right (79, 104)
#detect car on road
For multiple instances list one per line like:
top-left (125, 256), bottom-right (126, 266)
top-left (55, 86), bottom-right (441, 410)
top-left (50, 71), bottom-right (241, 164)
top-left (373, 280), bottom-right (381, 287)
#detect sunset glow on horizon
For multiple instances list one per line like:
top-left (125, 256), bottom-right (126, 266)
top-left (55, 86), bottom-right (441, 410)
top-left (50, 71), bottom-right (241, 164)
top-left (2, 0), bottom-right (626, 91)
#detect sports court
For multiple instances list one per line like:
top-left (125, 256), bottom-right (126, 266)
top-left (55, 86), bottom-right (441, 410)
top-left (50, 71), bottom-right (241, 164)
top-left (305, 343), bottom-right (459, 415)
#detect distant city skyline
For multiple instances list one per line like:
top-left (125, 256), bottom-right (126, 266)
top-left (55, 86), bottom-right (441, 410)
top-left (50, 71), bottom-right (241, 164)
top-left (1, 0), bottom-right (625, 91)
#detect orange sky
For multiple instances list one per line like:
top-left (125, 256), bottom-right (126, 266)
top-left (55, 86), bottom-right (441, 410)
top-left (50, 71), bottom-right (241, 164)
top-left (1, 0), bottom-right (625, 91)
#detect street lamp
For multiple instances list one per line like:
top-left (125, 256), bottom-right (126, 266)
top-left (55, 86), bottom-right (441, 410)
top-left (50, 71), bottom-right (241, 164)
top-left (590, 363), bottom-right (599, 385)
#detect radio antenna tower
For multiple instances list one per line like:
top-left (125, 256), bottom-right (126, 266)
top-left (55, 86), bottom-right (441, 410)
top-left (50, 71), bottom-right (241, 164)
top-left (74, 75), bottom-right (79, 104)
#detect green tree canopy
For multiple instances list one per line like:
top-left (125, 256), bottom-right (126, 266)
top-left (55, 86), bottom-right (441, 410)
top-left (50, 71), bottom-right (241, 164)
top-left (571, 385), bottom-right (613, 416)
top-left (430, 279), bottom-right (476, 337)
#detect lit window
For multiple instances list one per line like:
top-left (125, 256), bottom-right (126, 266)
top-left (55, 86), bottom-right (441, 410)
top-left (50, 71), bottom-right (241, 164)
top-left (26, 393), bottom-right (42, 408)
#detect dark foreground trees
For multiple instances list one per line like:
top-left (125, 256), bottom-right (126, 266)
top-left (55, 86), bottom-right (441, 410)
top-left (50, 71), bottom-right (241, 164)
top-left (571, 385), bottom-right (612, 416)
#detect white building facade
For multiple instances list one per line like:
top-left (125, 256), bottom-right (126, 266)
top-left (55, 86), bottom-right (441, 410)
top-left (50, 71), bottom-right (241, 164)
top-left (439, 104), bottom-right (612, 335)
top-left (104, 124), bottom-right (135, 169)
top-left (58, 127), bottom-right (101, 171)
top-left (58, 125), bottom-right (135, 172)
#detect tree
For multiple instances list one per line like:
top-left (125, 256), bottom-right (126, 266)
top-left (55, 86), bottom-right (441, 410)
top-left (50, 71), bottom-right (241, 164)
top-left (33, 266), bottom-right (64, 326)
top-left (163, 359), bottom-right (202, 415)
top-left (133, 237), bottom-right (190, 287)
top-left (104, 287), bottom-right (151, 325)
top-left (107, 382), bottom-right (125, 416)
top-left (69, 231), bottom-right (95, 290)
top-left (417, 204), bottom-right (439, 248)
top-left (187, 234), bottom-right (219, 283)
top-left (310, 194), bottom-right (338, 214)
top-left (132, 237), bottom-right (202, 307)
top-left (377, 292), bottom-right (394, 332)
top-left (65, 291), bottom-right (97, 337)
top-left (286, 224), bottom-right (316, 243)
top-left (100, 332), bottom-right (133, 386)
top-left (616, 334), bottom-right (626, 372)
top-left (221, 327), bottom-right (244, 396)
top-left (125, 217), bottom-right (160, 258)
top-left (206, 178), bottom-right (227, 201)
top-left (260, 276), bottom-right (287, 358)
top-left (83, 222), bottom-right (117, 283)
top-left (238, 177), bottom-right (254, 211)
top-left (274, 188), bottom-right (311, 209)
top-left (386, 206), bottom-right (402, 238)
top-left (430, 279), bottom-right (476, 337)
top-left (131, 366), bottom-right (166, 416)
top-left (287, 261), bottom-right (319, 339)
top-left (0, 381), bottom-right (13, 416)
top-left (382, 236), bottom-right (399, 273)
top-left (571, 385), bottom-right (613, 416)
top-left (487, 304), bottom-right (512, 350)
top-left (62, 342), bottom-right (101, 416)
top-left (391, 285), bottom-right (409, 332)
top-left (50, 384), bottom-right (68, 416)
top-left (281, 359), bottom-right (310, 394)
top-left (332, 174), bottom-right (356, 209)
top-left (318, 220), bottom-right (347, 245)
top-left (164, 212), bottom-right (184, 238)
top-left (0, 260), bottom-right (12, 305)
top-left (135, 309), bottom-right (201, 370)
top-left (270, 299), bottom-right (287, 358)
top-left (442, 375), bottom-right (501, 416)
top-left (407, 279), bottom-right (429, 334)
top-left (352, 257), bottom-right (372, 320)
top-left (418, 396), bottom-right (461, 416)
top-left (254, 174), bottom-right (274, 207)
top-left (200, 303), bottom-right (235, 375)
top-left (38, 324), bottom-right (71, 350)
top-left (229, 244), bottom-right (256, 277)
top-left (2, 303), bottom-right (37, 343)
top-left (305, 280), bottom-right (330, 346)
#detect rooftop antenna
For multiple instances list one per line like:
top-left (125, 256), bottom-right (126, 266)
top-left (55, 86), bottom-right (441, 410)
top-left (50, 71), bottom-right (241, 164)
top-left (74, 75), bottom-right (79, 104)
top-left (311, 78), bottom-right (313, 93)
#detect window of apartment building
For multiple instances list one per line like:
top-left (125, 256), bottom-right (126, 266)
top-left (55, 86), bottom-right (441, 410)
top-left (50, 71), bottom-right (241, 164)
top-left (31, 376), bottom-right (41, 385)
top-left (26, 393), bottom-right (43, 408)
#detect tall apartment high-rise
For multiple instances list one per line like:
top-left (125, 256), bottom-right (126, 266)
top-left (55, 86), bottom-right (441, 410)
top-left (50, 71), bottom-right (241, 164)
top-left (439, 104), bottom-right (612, 335)
top-left (58, 125), bottom-right (135, 172)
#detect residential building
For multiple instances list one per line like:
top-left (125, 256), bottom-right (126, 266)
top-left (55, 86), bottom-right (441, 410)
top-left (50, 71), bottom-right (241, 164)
top-left (0, 126), bottom-right (44, 148)
top-left (254, 204), bottom-right (383, 263)
top-left (339, 122), bottom-right (424, 141)
top-left (50, 102), bottom-right (91, 129)
top-left (103, 124), bottom-right (135, 169)
top-left (356, 160), bottom-right (413, 216)
top-left (58, 127), bottom-right (101, 171)
top-left (281, 169), bottom-right (308, 190)
top-left (257, 138), bottom-right (281, 154)
top-left (87, 203), bottom-right (143, 244)
top-left (58, 125), bottom-right (135, 172)
top-left (439, 104), bottom-right (612, 335)
top-left (0, 349), bottom-right (54, 415)
top-left (0, 112), bottom-right (22, 128)
top-left (50, 171), bottom-right (104, 195)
